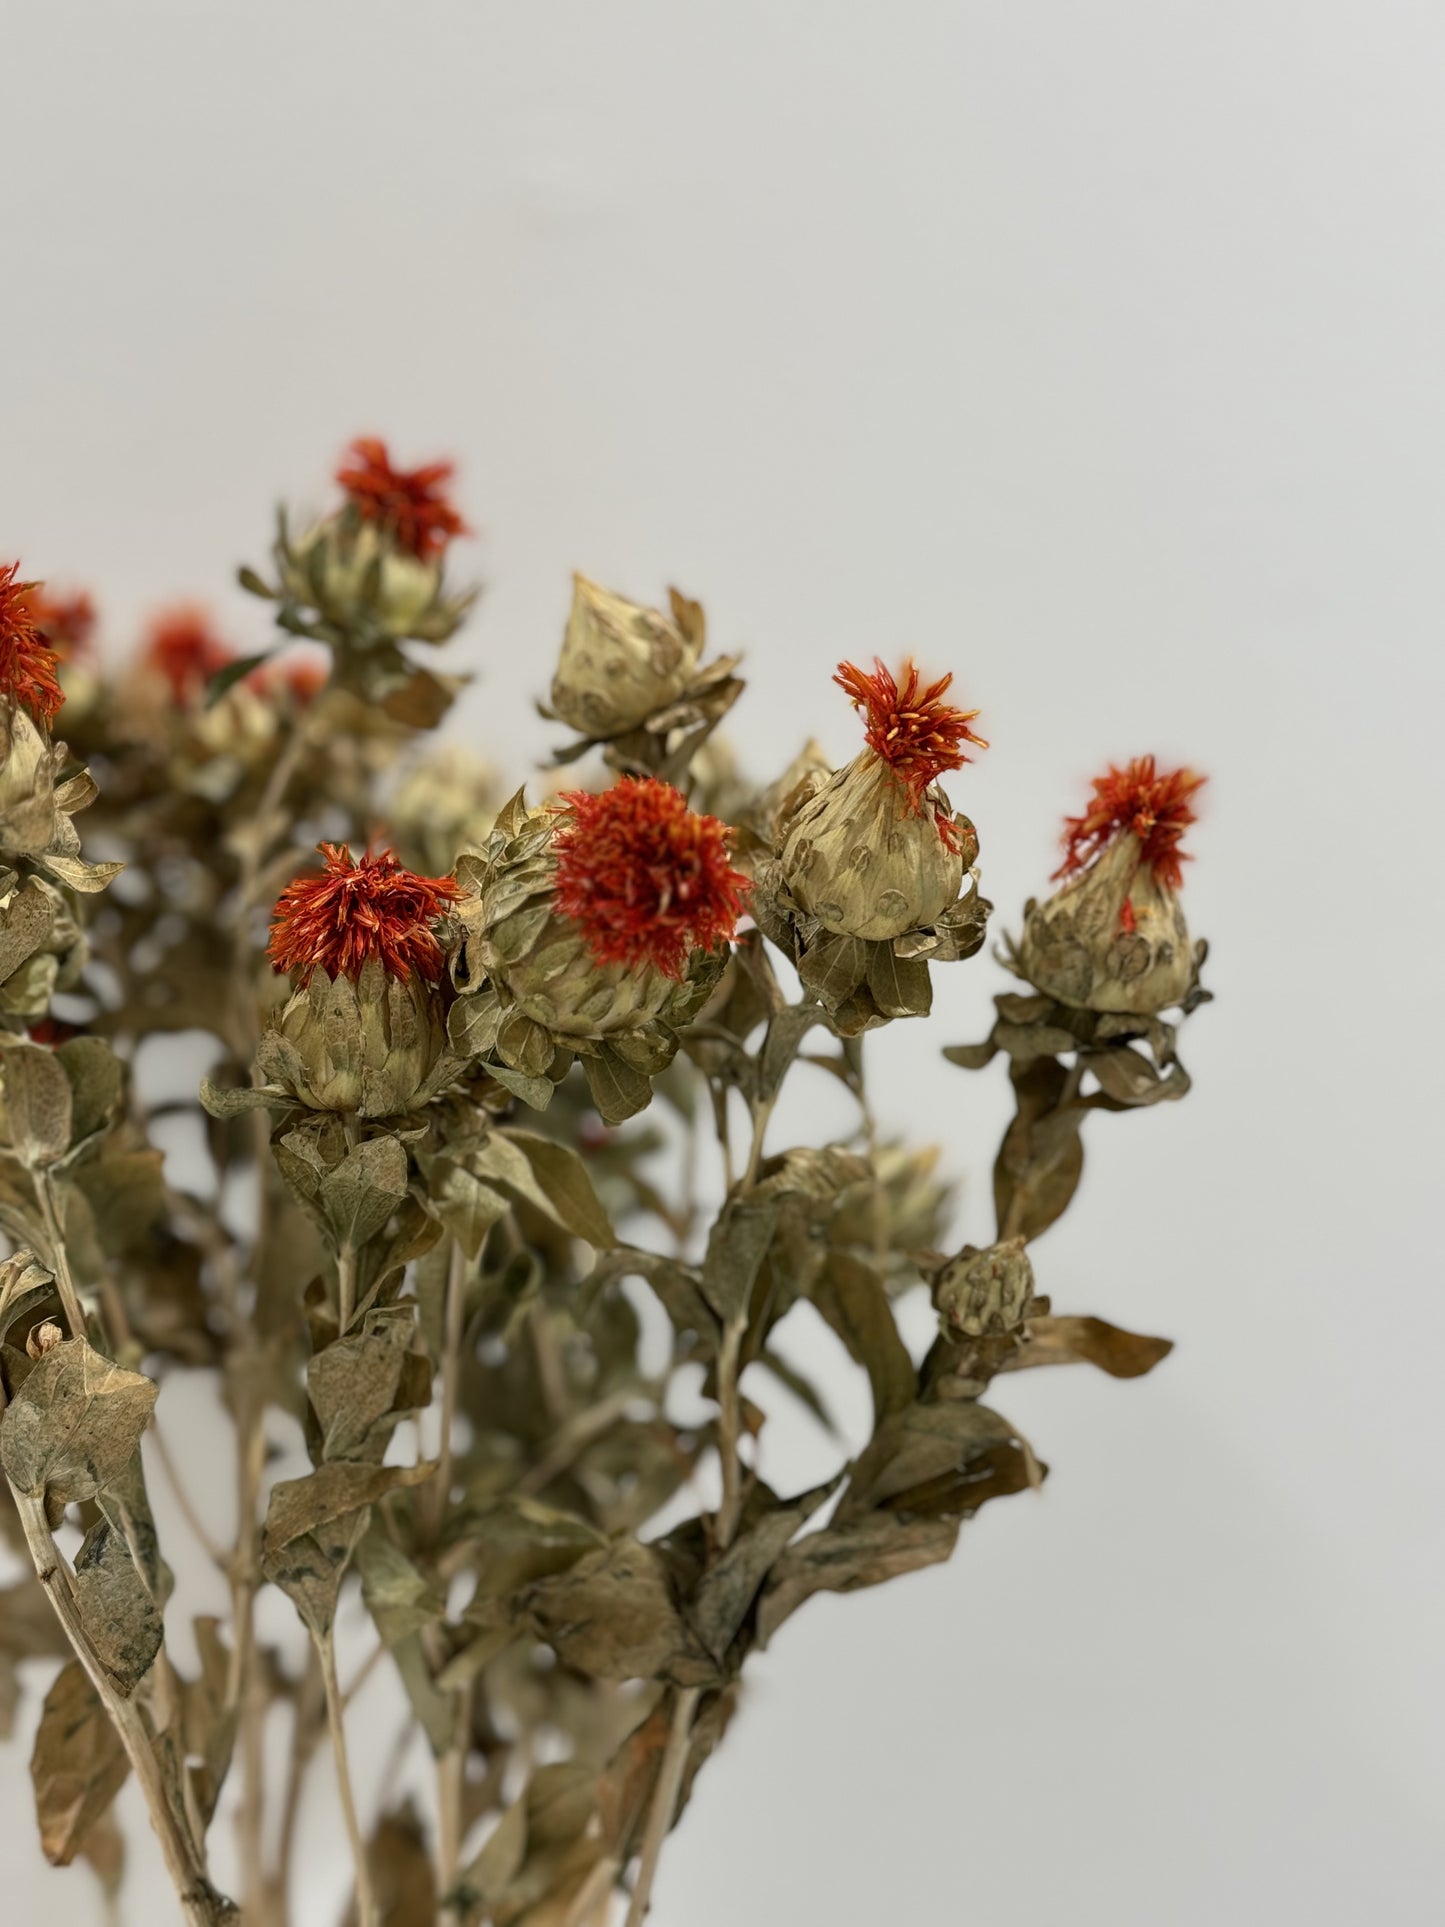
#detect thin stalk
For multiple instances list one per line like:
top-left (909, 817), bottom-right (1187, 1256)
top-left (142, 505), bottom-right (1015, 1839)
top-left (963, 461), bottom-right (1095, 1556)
top-left (622, 1686), bottom-right (702, 1927)
top-left (338, 1242), bottom-right (359, 1335)
top-left (268, 1646), bottom-right (325, 1921)
top-left (436, 1703), bottom-right (467, 1925)
top-left (317, 1628), bottom-right (378, 1927)
top-left (34, 1170), bottom-right (87, 1338)
top-left (713, 1318), bottom-right (746, 1548)
top-left (10, 1482), bottom-right (236, 1924)
top-left (427, 1238), bottom-right (468, 1545)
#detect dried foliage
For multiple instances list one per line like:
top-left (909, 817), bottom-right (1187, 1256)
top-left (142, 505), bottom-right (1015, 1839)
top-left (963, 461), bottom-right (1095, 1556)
top-left (0, 446), bottom-right (1211, 1927)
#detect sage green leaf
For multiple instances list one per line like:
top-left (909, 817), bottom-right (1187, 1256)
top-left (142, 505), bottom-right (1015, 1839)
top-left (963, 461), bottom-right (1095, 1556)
top-left (843, 1399), bottom-right (1039, 1520)
top-left (319, 1132), bottom-right (408, 1250)
top-left (812, 1250), bottom-right (917, 1423)
top-left (483, 1058), bottom-right (556, 1111)
top-left (56, 1038), bottom-right (123, 1144)
top-left (356, 1526), bottom-right (445, 1646)
top-left (700, 1195), bottom-right (780, 1323)
top-left (500, 1129), bottom-right (615, 1248)
top-left (582, 1046), bottom-right (654, 1125)
top-left (29, 1660), bottom-right (129, 1866)
top-left (2, 1043), bottom-right (73, 1166)
top-left (427, 1162), bottom-right (510, 1258)
top-left (198, 1077), bottom-right (295, 1119)
top-left (260, 1459), bottom-right (435, 1639)
top-left (523, 1539), bottom-right (717, 1686)
top-left (691, 1475), bottom-right (842, 1662)
top-left (0, 1338), bottom-right (157, 1506)
top-left (756, 1513), bottom-right (962, 1646)
top-left (865, 943), bottom-right (933, 1019)
top-left (308, 1305), bottom-right (428, 1462)
top-left (72, 1513), bottom-right (163, 1695)
top-left (0, 881), bottom-right (53, 980)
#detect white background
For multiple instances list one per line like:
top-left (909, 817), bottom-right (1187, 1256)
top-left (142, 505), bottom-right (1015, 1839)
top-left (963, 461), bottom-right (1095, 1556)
top-left (2, 4), bottom-right (1443, 1923)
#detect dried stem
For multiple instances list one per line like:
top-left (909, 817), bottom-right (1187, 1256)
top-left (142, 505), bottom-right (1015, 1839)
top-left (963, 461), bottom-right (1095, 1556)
top-left (9, 1482), bottom-right (237, 1924)
top-left (317, 1627), bottom-right (378, 1927)
top-left (269, 1645), bottom-right (325, 1919)
top-left (622, 1686), bottom-right (702, 1927)
top-left (33, 1169), bottom-right (88, 1339)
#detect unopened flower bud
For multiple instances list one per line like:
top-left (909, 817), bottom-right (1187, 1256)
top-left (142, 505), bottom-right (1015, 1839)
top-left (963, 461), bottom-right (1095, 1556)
top-left (550, 575), bottom-right (703, 739)
top-left (267, 438), bottom-right (473, 646)
top-left (779, 659), bottom-right (984, 941)
top-left (450, 780), bottom-right (748, 1103)
top-left (1019, 756), bottom-right (1205, 1015)
top-left (929, 1236), bottom-right (1035, 1338)
top-left (261, 844), bottom-right (462, 1116)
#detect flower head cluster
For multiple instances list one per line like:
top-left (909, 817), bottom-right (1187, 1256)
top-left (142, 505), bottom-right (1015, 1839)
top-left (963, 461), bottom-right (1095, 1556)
top-left (0, 563), bottom-right (66, 725)
top-left (145, 606), bottom-right (235, 704)
top-left (27, 586), bottom-right (96, 661)
top-left (1054, 756), bottom-right (1205, 893)
top-left (269, 844), bottom-right (462, 984)
top-left (335, 437), bottom-right (468, 561)
top-left (552, 777), bottom-right (749, 980)
top-left (835, 657), bottom-right (986, 844)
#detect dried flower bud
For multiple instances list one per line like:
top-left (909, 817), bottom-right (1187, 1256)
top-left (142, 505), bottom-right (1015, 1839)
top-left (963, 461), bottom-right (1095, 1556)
top-left (550, 575), bottom-right (704, 739)
top-left (144, 606), bottom-right (235, 705)
top-left (777, 658), bottom-right (984, 942)
top-left (335, 437), bottom-right (468, 562)
top-left (26, 587), bottom-right (96, 663)
top-left (0, 563), bottom-right (65, 728)
top-left (449, 783), bottom-right (745, 1119)
top-left (261, 845), bottom-right (462, 1115)
top-left (263, 438), bottom-right (475, 652)
top-left (1019, 757), bottom-right (1205, 1015)
top-left (928, 1236), bottom-right (1035, 1338)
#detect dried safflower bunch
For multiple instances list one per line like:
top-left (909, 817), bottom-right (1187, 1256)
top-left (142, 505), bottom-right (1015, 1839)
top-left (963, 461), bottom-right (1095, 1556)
top-left (449, 778), bottom-right (748, 1120)
top-left (548, 575), bottom-right (742, 781)
top-left (754, 658), bottom-right (991, 1029)
top-left (254, 843), bottom-right (464, 1117)
top-left (1018, 755), bottom-right (1206, 1014)
top-left (0, 449), bottom-right (1214, 1927)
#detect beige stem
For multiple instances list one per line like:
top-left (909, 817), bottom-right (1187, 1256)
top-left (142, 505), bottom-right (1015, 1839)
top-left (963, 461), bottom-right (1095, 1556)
top-left (10, 1482), bottom-right (236, 1924)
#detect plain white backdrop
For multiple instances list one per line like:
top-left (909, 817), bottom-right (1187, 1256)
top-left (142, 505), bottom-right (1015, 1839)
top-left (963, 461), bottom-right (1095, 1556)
top-left (2, 4), bottom-right (1442, 1923)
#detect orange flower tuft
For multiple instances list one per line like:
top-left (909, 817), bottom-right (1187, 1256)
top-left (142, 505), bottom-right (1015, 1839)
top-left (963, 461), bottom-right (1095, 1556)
top-left (27, 586), bottom-right (96, 662)
top-left (552, 777), bottom-right (750, 980)
top-left (145, 606), bottom-right (235, 704)
top-left (268, 844), bottom-right (462, 984)
top-left (0, 562), bottom-right (66, 725)
top-left (834, 657), bottom-right (986, 849)
top-left (335, 436), bottom-right (468, 561)
top-left (1054, 756), bottom-right (1205, 893)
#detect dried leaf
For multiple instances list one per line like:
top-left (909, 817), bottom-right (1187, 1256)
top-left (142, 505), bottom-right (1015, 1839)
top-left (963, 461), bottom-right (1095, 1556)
top-left (700, 1195), bottom-right (780, 1324)
top-left (2, 1042), bottom-right (74, 1166)
top-left (690, 1477), bottom-right (842, 1662)
top-left (72, 1512), bottom-right (164, 1694)
top-left (1004, 1314), bottom-right (1174, 1378)
top-left (812, 1251), bottom-right (916, 1423)
top-left (320, 1133), bottom-right (409, 1251)
top-left (308, 1305), bottom-right (428, 1462)
top-left (757, 1513), bottom-right (961, 1646)
top-left (29, 1660), bottom-right (129, 1866)
top-left (503, 1129), bottom-right (615, 1249)
top-left (0, 1337), bottom-right (157, 1506)
top-left (523, 1539), bottom-right (717, 1686)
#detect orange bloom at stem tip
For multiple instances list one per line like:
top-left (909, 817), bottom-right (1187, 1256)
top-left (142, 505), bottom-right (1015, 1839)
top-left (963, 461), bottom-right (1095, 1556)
top-left (0, 562), bottom-right (66, 725)
top-left (834, 656), bottom-right (986, 850)
top-left (552, 777), bottom-right (750, 980)
top-left (27, 586), bottom-right (96, 661)
top-left (1054, 755), bottom-right (1206, 893)
top-left (269, 844), bottom-right (462, 985)
top-left (145, 607), bottom-right (235, 704)
top-left (335, 436), bottom-right (468, 562)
